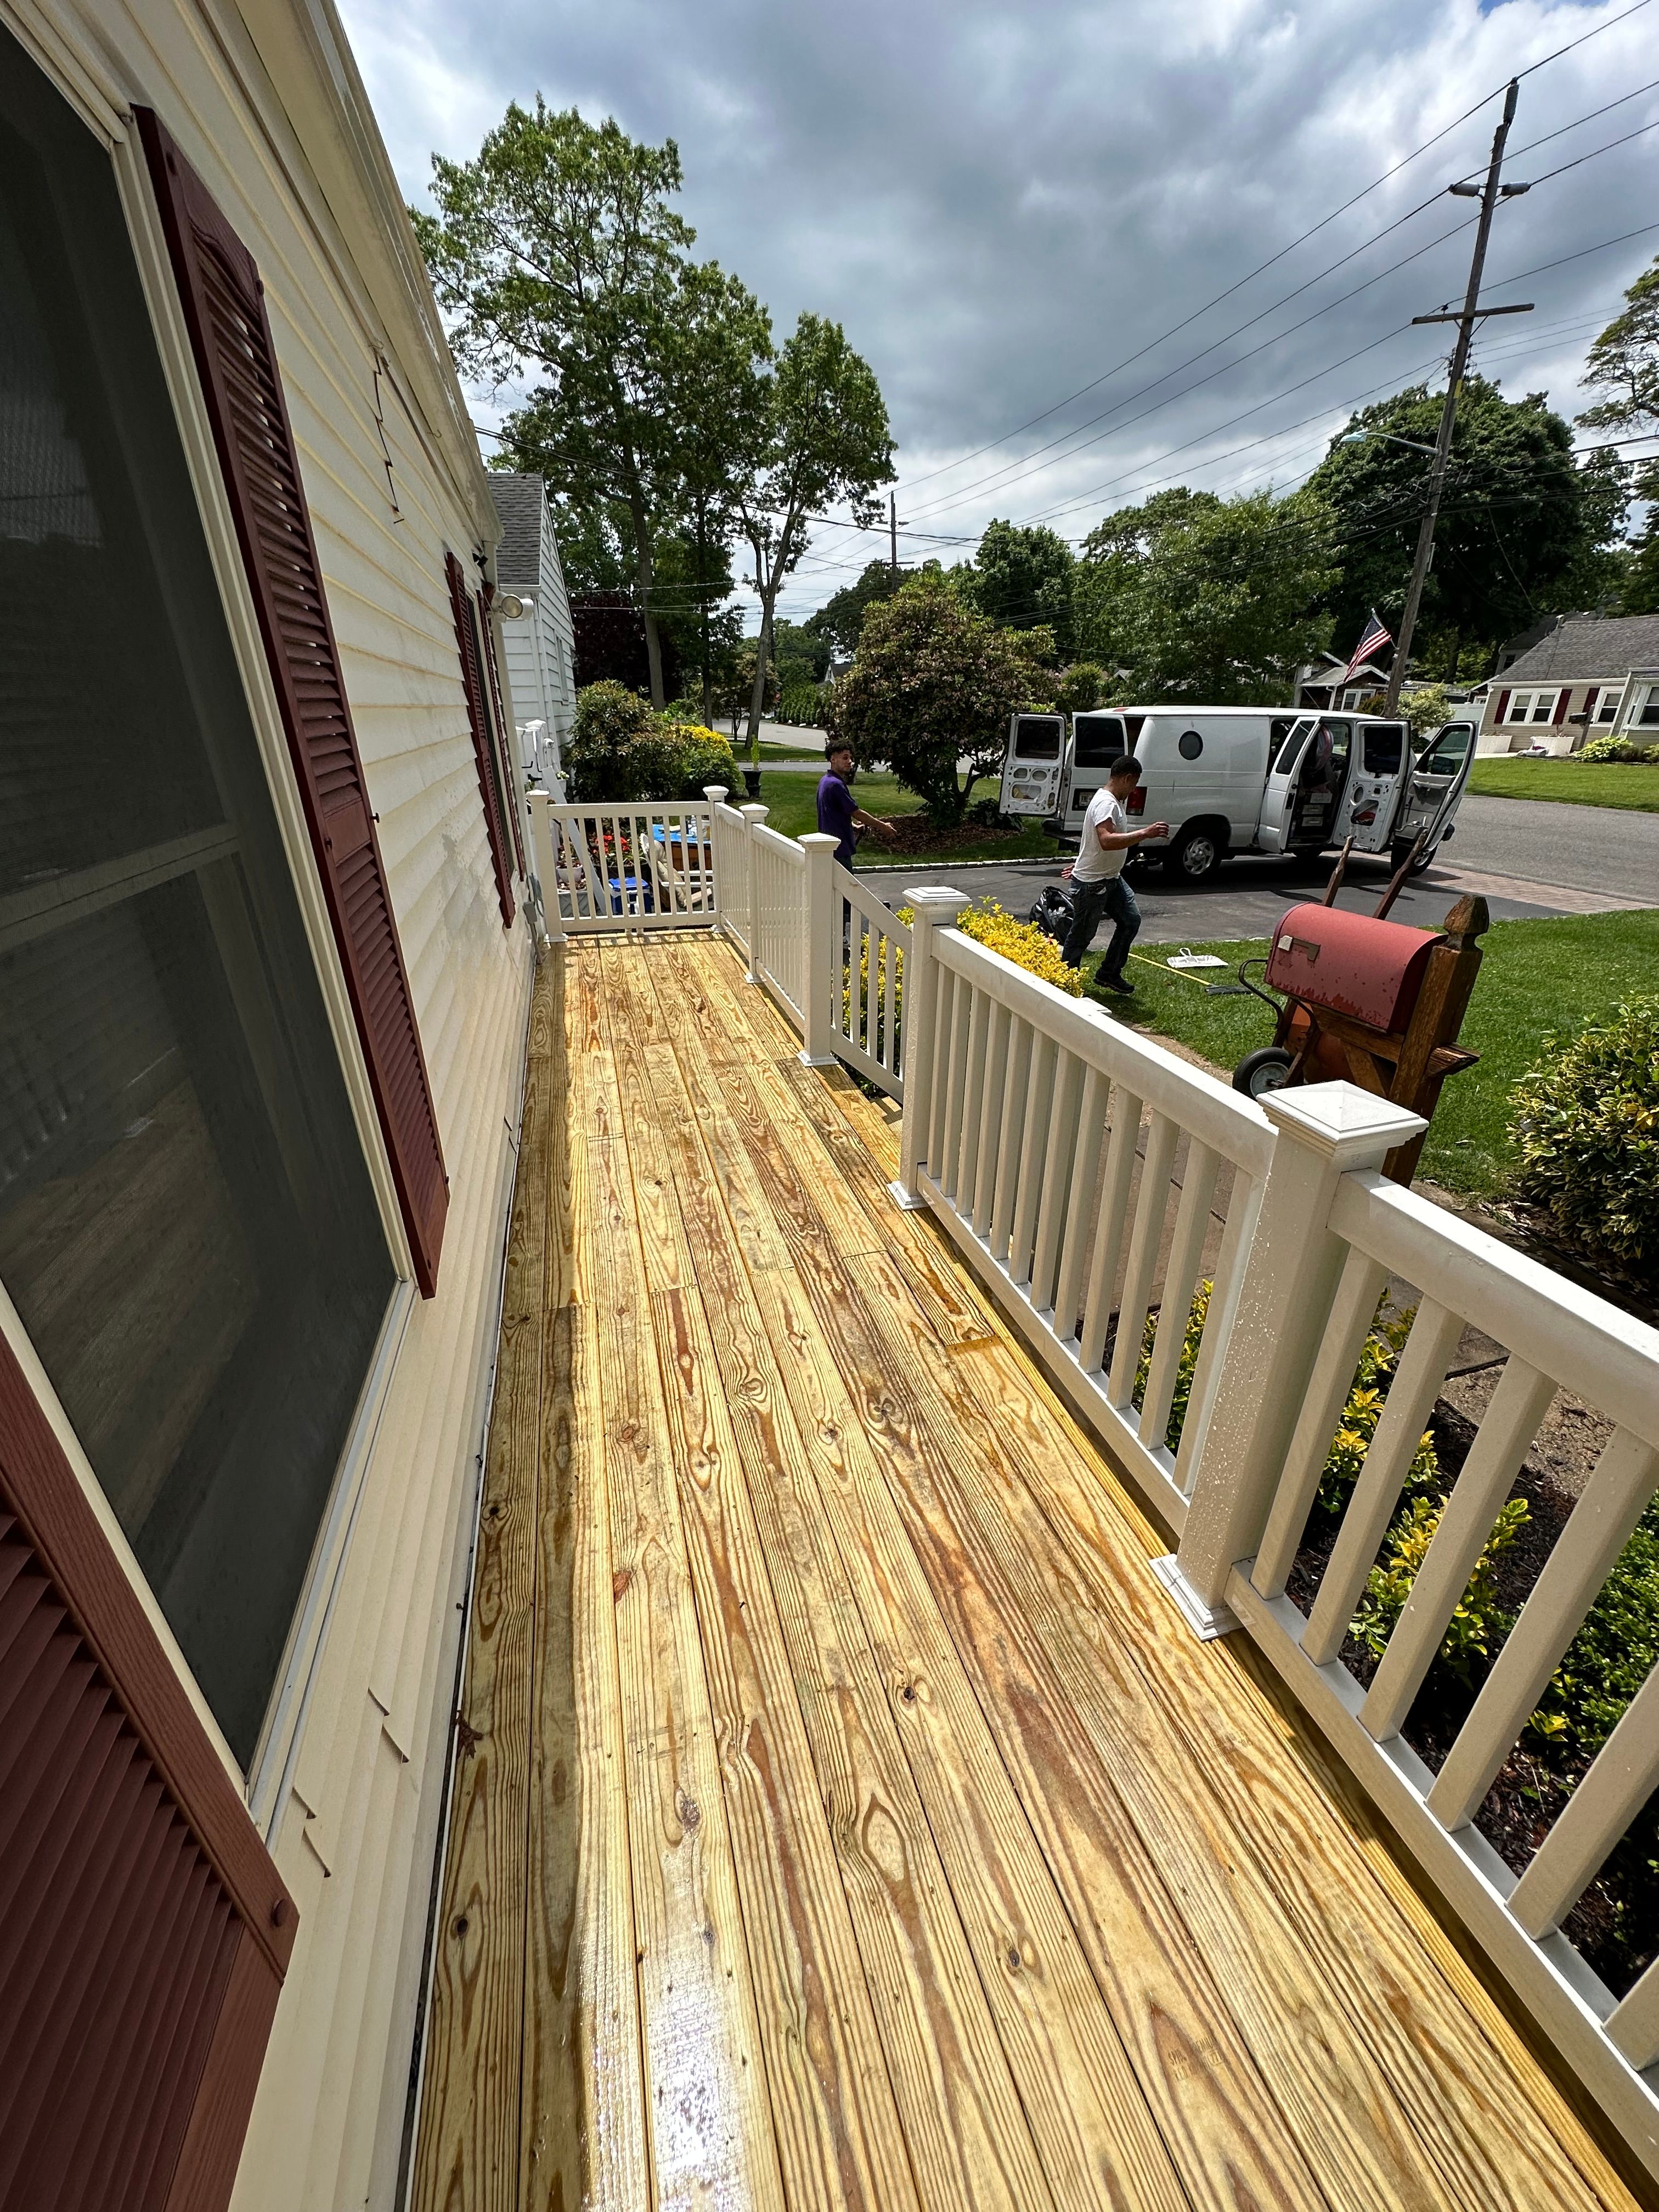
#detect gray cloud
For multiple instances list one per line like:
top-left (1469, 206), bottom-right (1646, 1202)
top-left (339, 0), bottom-right (1659, 618)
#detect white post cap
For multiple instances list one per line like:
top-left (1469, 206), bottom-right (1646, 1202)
top-left (1261, 1081), bottom-right (1426, 1169)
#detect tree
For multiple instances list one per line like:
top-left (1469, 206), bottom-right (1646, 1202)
top-left (1054, 663), bottom-right (1104, 714)
top-left (1302, 377), bottom-right (1604, 676)
top-left (1579, 254), bottom-right (1659, 433)
top-left (415, 104), bottom-right (764, 711)
top-left (825, 573), bottom-right (1051, 822)
top-left (803, 559), bottom-right (915, 659)
top-left (962, 520), bottom-right (1075, 658)
top-left (1074, 487), bottom-right (1334, 701)
top-left (769, 618), bottom-right (831, 682)
top-left (738, 315), bottom-right (894, 760)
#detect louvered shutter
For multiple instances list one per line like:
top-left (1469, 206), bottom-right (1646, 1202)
top-left (1552, 688), bottom-right (1571, 726)
top-left (478, 585), bottom-right (527, 877)
top-left (136, 110), bottom-right (448, 1299)
top-left (0, 1332), bottom-right (297, 2212)
top-left (445, 551), bottom-right (516, 923)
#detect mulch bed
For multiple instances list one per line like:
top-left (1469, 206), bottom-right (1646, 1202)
top-left (1285, 1398), bottom-right (1657, 2000)
top-left (872, 812), bottom-right (1046, 857)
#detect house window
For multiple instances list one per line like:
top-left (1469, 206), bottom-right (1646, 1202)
top-left (1595, 691), bottom-right (1618, 723)
top-left (1507, 692), bottom-right (1532, 723)
top-left (1638, 684), bottom-right (1659, 728)
top-left (1530, 691), bottom-right (1557, 724)
top-left (0, 44), bottom-right (394, 1764)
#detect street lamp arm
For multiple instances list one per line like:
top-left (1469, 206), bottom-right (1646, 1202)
top-left (1339, 430), bottom-right (1438, 456)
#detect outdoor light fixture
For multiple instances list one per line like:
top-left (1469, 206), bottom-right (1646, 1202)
top-left (496, 593), bottom-right (527, 619)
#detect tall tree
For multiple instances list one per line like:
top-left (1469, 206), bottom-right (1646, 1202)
top-left (413, 102), bottom-right (692, 705)
top-left (738, 315), bottom-right (894, 759)
top-left (1580, 255), bottom-right (1659, 616)
top-left (962, 519), bottom-right (1075, 656)
top-left (1302, 377), bottom-right (1602, 674)
top-left (1074, 487), bottom-right (1334, 701)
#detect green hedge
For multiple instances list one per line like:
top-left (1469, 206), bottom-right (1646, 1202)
top-left (566, 681), bottom-right (740, 802)
top-left (1509, 998), bottom-right (1659, 1278)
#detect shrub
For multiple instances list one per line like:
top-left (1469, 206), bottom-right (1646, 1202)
top-left (1055, 662), bottom-right (1105, 715)
top-left (1352, 1493), bottom-right (1530, 1680)
top-left (958, 901), bottom-right (1084, 996)
top-left (1530, 1496), bottom-right (1659, 1753)
top-left (1509, 998), bottom-right (1659, 1276)
top-left (1576, 732), bottom-right (1651, 763)
top-left (778, 680), bottom-right (822, 726)
top-left (567, 683), bottom-right (739, 802)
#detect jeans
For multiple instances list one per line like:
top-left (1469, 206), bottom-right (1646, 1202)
top-left (1061, 871), bottom-right (1140, 975)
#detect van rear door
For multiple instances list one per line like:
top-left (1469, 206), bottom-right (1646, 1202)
top-left (1333, 720), bottom-right (1409, 852)
top-left (1256, 716), bottom-right (1314, 852)
top-left (1391, 719), bottom-right (1476, 859)
top-left (1061, 712), bottom-right (1126, 824)
top-left (1000, 713), bottom-right (1066, 816)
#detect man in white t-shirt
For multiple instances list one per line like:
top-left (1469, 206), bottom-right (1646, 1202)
top-left (1059, 753), bottom-right (1169, 990)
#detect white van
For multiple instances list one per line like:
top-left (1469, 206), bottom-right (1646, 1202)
top-left (1015, 705), bottom-right (1475, 883)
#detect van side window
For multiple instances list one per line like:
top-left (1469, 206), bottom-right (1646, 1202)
top-left (1177, 730), bottom-right (1203, 760)
top-left (1268, 716), bottom-right (1302, 766)
top-left (1073, 714), bottom-right (1125, 768)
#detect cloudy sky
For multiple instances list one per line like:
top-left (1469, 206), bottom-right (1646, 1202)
top-left (340, 0), bottom-right (1659, 625)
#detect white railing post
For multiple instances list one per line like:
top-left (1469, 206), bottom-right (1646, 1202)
top-left (1164, 1084), bottom-right (1426, 1635)
top-left (889, 887), bottom-right (970, 1210)
top-left (799, 833), bottom-right (839, 1067)
top-left (739, 803), bottom-right (768, 984)
top-left (524, 789), bottom-right (562, 946)
top-left (703, 785), bottom-right (727, 918)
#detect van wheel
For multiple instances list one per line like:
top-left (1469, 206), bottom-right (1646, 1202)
top-left (1233, 1047), bottom-right (1295, 1099)
top-left (1165, 824), bottom-right (1225, 883)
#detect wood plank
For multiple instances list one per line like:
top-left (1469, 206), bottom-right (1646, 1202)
top-left (870, 1273), bottom-right (1620, 2210)
top-left (585, 1062), bottom-right (787, 2212)
top-left (411, 970), bottom-right (553, 2212)
top-left (605, 951), bottom-right (930, 2212)
top-left (635, 958), bottom-right (1076, 2212)
top-left (520, 1302), bottom-right (649, 2212)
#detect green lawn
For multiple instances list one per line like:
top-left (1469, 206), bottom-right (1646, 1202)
top-left (1468, 759), bottom-right (1659, 811)
top-left (1087, 907), bottom-right (1659, 1198)
top-left (754, 771), bottom-right (1062, 864)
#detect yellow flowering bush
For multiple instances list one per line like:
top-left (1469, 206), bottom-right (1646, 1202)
top-left (1353, 1493), bottom-right (1529, 1681)
top-left (958, 900), bottom-right (1084, 996)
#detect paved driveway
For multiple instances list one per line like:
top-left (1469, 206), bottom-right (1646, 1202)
top-left (855, 791), bottom-right (1655, 947)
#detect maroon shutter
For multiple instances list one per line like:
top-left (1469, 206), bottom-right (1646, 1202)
top-left (0, 1333), bottom-right (297, 2212)
top-left (479, 585), bottom-right (527, 878)
top-left (1552, 688), bottom-right (1571, 725)
top-left (446, 551), bottom-right (515, 924)
top-left (1493, 689), bottom-right (1510, 726)
top-left (136, 110), bottom-right (448, 1299)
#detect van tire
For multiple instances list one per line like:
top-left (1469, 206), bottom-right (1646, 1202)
top-left (1164, 822), bottom-right (1227, 884)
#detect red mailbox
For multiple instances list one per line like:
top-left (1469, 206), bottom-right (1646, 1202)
top-left (1264, 904), bottom-right (1440, 1036)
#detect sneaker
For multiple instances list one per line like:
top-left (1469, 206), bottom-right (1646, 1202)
top-left (1095, 971), bottom-right (1136, 996)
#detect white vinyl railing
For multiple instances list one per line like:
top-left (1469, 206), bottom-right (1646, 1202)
top-left (892, 902), bottom-right (1659, 2181)
top-left (523, 781), bottom-right (1659, 2173)
top-left (527, 798), bottom-right (715, 932)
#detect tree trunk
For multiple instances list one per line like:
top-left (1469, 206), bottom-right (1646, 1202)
top-left (627, 488), bottom-right (665, 708)
top-left (746, 586), bottom-right (776, 759)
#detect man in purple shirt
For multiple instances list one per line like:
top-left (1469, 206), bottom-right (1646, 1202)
top-left (817, 743), bottom-right (896, 866)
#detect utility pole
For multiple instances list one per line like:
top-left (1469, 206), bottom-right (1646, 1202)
top-left (889, 493), bottom-right (898, 585)
top-left (1383, 78), bottom-right (1532, 714)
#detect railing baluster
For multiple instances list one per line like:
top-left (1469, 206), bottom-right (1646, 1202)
top-left (882, 922), bottom-right (898, 1073)
top-left (1105, 1111), bottom-right (1179, 1409)
top-left (1051, 1067), bottom-right (1107, 1346)
top-left (1139, 1139), bottom-right (1219, 1451)
top-left (972, 1003), bottom-right (1012, 1237)
top-left (1607, 1950), bottom-right (1659, 2073)
top-left (1030, 1050), bottom-right (1084, 1315)
top-left (1429, 1430), bottom-right (1658, 1829)
top-left (989, 1018), bottom-right (1031, 1262)
top-left (927, 969), bottom-right (956, 1181)
top-left (1008, 1034), bottom-right (1057, 1289)
top-left (1251, 1246), bottom-right (1391, 1597)
top-left (940, 975), bottom-right (972, 1192)
top-left (1510, 1657), bottom-right (1659, 1943)
top-left (1361, 1357), bottom-right (1556, 1742)
top-left (1301, 1299), bottom-right (1465, 1666)
top-left (952, 988), bottom-right (991, 1206)
top-left (1078, 1089), bottom-right (1141, 1374)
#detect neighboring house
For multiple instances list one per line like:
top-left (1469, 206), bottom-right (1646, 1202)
top-left (1476, 611), bottom-right (1659, 753)
top-left (489, 471), bottom-right (577, 787)
top-left (0, 4), bottom-right (535, 2208)
top-left (1293, 653), bottom-right (1391, 709)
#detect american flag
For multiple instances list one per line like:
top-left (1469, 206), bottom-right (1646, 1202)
top-left (1341, 611), bottom-right (1392, 684)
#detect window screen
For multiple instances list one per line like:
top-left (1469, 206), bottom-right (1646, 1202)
top-left (0, 45), bottom-right (393, 1766)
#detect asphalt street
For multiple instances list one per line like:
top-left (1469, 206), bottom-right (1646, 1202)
top-left (851, 791), bottom-right (1656, 947)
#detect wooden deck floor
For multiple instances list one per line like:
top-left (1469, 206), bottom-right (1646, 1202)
top-left (411, 933), bottom-right (1637, 2212)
